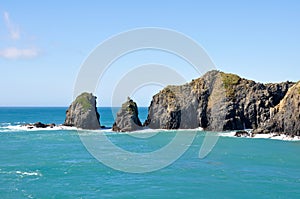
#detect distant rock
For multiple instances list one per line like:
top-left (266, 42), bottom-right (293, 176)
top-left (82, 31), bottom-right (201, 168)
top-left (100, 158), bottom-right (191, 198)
top-left (33, 122), bottom-right (48, 128)
top-left (23, 122), bottom-right (56, 129)
top-left (254, 82), bottom-right (300, 136)
top-left (112, 98), bottom-right (143, 132)
top-left (144, 70), bottom-right (294, 131)
top-left (64, 92), bottom-right (100, 129)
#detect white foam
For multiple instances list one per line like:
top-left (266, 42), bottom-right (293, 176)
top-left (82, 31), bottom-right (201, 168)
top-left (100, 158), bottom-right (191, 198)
top-left (218, 131), bottom-right (236, 137)
top-left (0, 169), bottom-right (42, 177)
top-left (3, 124), bottom-right (299, 141)
top-left (3, 125), bottom-right (78, 132)
top-left (15, 170), bottom-right (42, 177)
top-left (218, 131), bottom-right (300, 141)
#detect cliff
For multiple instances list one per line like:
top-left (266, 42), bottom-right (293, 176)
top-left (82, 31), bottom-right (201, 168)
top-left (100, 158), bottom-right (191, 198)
top-left (144, 70), bottom-right (294, 132)
top-left (64, 92), bottom-right (101, 129)
top-left (254, 82), bottom-right (300, 135)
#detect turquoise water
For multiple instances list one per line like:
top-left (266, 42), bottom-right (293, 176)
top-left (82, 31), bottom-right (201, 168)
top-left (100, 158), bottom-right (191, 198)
top-left (0, 107), bottom-right (300, 198)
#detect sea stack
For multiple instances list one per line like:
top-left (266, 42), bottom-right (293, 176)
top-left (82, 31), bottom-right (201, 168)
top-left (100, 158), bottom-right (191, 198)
top-left (112, 97), bottom-right (143, 132)
top-left (64, 92), bottom-right (100, 129)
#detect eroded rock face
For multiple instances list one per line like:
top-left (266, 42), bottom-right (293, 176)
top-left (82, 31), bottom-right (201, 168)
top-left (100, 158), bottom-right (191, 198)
top-left (144, 70), bottom-right (294, 131)
top-left (64, 92), bottom-right (100, 129)
top-left (254, 82), bottom-right (300, 135)
top-left (112, 98), bottom-right (143, 132)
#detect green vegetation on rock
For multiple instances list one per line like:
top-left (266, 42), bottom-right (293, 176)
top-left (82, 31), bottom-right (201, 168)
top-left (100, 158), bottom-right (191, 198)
top-left (75, 92), bottom-right (92, 111)
top-left (221, 72), bottom-right (241, 99)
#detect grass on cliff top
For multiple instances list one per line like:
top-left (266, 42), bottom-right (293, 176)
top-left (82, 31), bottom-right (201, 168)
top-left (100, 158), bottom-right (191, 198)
top-left (221, 72), bottom-right (241, 99)
top-left (75, 92), bottom-right (92, 111)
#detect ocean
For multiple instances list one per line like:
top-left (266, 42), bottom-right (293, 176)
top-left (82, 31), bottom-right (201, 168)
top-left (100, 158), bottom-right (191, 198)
top-left (0, 107), bottom-right (299, 198)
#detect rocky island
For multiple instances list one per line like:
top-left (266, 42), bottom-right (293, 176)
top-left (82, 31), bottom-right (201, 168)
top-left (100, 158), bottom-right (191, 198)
top-left (112, 97), bottom-right (143, 132)
top-left (64, 92), bottom-right (101, 130)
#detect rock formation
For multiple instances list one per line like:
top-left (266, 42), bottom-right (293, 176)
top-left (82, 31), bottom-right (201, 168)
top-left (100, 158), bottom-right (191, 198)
top-left (23, 122), bottom-right (56, 129)
top-left (61, 71), bottom-right (296, 134)
top-left (144, 70), bottom-right (294, 131)
top-left (112, 98), bottom-right (143, 132)
top-left (64, 92), bottom-right (100, 129)
top-left (253, 82), bottom-right (300, 135)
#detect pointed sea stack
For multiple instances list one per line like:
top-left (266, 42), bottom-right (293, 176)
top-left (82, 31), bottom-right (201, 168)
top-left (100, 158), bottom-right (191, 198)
top-left (64, 92), bottom-right (100, 129)
top-left (112, 98), bottom-right (143, 132)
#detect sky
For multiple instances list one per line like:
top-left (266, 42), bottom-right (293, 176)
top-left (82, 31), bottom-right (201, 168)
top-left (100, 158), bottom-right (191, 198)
top-left (0, 0), bottom-right (299, 107)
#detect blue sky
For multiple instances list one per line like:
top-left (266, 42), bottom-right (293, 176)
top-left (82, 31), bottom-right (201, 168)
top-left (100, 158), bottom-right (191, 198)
top-left (0, 0), bottom-right (299, 106)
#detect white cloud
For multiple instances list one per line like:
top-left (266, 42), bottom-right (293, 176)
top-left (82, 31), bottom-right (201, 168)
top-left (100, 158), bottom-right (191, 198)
top-left (3, 11), bottom-right (20, 40)
top-left (1, 11), bottom-right (40, 60)
top-left (0, 47), bottom-right (39, 59)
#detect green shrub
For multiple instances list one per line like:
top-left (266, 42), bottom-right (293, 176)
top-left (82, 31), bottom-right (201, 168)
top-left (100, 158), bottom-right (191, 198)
top-left (75, 93), bottom-right (92, 111)
top-left (221, 72), bottom-right (240, 99)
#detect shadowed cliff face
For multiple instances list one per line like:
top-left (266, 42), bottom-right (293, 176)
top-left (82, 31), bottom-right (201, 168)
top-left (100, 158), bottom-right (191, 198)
top-left (144, 70), bottom-right (294, 132)
top-left (254, 82), bottom-right (300, 135)
top-left (112, 98), bottom-right (143, 132)
top-left (64, 92), bottom-right (100, 129)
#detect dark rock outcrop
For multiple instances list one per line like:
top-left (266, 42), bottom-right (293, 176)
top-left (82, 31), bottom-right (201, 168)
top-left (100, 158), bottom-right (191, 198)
top-left (253, 82), bottom-right (300, 135)
top-left (34, 122), bottom-right (56, 128)
top-left (234, 130), bottom-right (250, 137)
top-left (144, 70), bottom-right (294, 131)
top-left (23, 122), bottom-right (56, 129)
top-left (64, 92), bottom-right (100, 129)
top-left (112, 98), bottom-right (143, 132)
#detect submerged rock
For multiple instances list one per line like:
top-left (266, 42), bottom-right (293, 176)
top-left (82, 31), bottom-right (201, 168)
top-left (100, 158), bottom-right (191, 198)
top-left (144, 70), bottom-right (294, 131)
top-left (112, 98), bottom-right (143, 132)
top-left (64, 92), bottom-right (100, 129)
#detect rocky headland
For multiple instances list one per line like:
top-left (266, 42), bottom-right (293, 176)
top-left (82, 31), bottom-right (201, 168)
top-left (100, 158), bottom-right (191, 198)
top-left (144, 71), bottom-right (294, 131)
